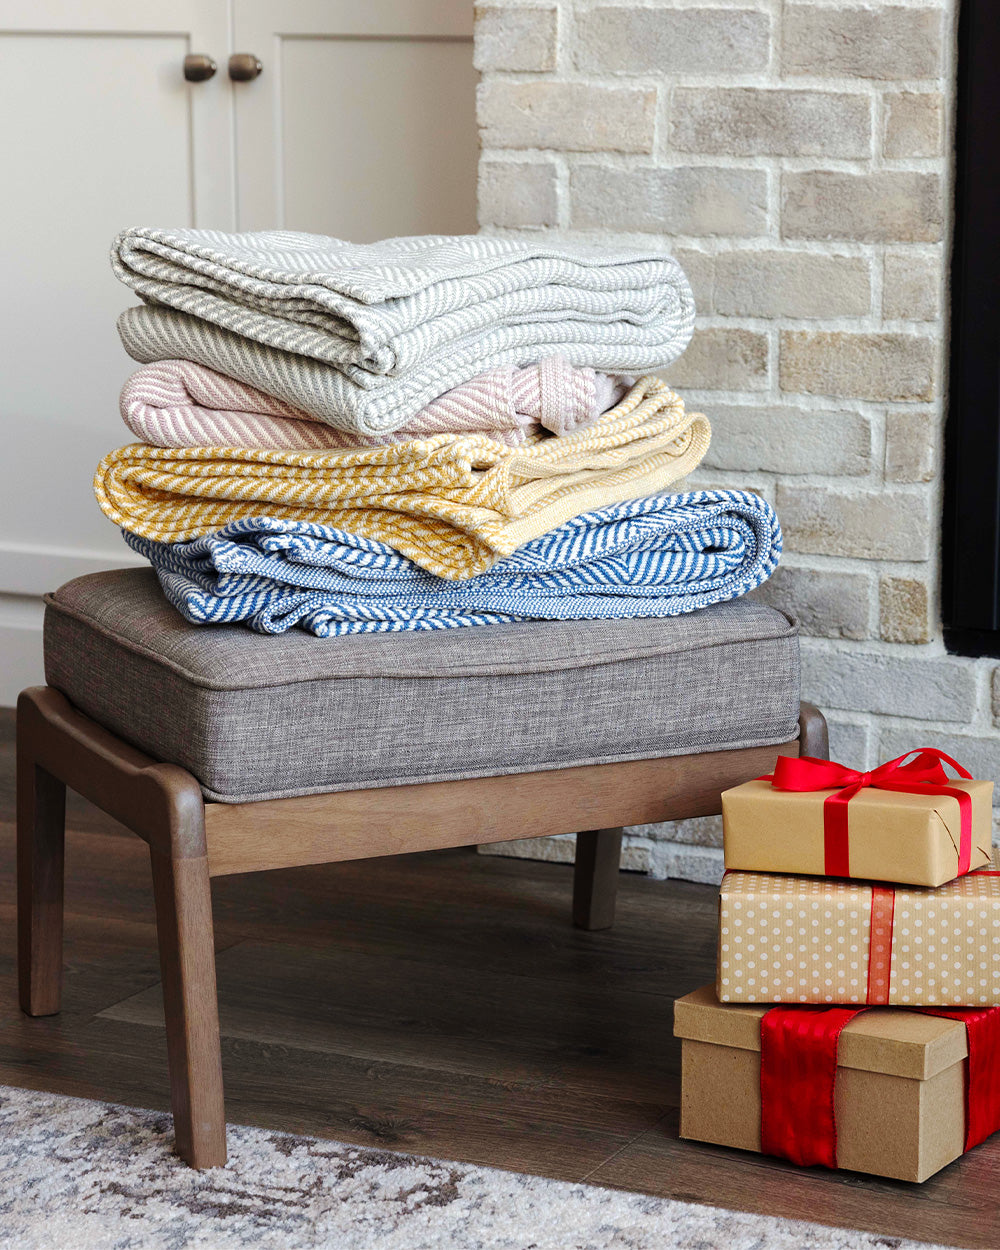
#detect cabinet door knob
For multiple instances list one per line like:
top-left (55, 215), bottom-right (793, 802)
top-left (228, 53), bottom-right (263, 82)
top-left (183, 54), bottom-right (217, 82)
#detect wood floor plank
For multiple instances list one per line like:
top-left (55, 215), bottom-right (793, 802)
top-left (101, 938), bottom-right (679, 1102)
top-left (0, 1014), bottom-right (662, 1181)
top-left (0, 718), bottom-right (997, 1245)
top-left (586, 1113), bottom-right (1000, 1249)
top-left (0, 902), bottom-right (164, 1024)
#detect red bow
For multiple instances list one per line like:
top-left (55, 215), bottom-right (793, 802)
top-left (767, 749), bottom-right (974, 878)
top-left (760, 1002), bottom-right (1000, 1168)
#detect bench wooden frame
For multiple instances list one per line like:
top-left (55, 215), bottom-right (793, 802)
top-left (16, 684), bottom-right (828, 1168)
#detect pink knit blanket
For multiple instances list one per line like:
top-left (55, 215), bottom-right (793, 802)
top-left (120, 359), bottom-right (631, 450)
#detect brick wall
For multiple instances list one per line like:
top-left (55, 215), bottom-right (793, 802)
top-left (473, 0), bottom-right (996, 882)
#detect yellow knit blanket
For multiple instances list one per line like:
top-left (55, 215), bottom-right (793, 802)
top-left (94, 377), bottom-right (710, 579)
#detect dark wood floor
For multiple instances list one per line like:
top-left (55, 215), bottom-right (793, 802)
top-left (0, 710), bottom-right (995, 1247)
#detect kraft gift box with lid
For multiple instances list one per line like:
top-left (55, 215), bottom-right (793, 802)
top-left (674, 985), bottom-right (1000, 1183)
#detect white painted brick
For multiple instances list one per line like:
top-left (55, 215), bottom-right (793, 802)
top-left (478, 833), bottom-right (575, 865)
top-left (703, 405), bottom-right (870, 476)
top-left (714, 250), bottom-right (870, 318)
top-left (477, 81), bottom-right (657, 153)
top-left (884, 410), bottom-right (937, 483)
top-left (777, 485), bottom-right (933, 561)
top-left (473, 0), bottom-right (987, 847)
top-left (802, 650), bottom-right (977, 723)
top-left (672, 88), bottom-right (870, 158)
top-left (885, 92), bottom-right (945, 159)
top-left (879, 575), bottom-right (931, 644)
top-left (783, 171), bottom-right (944, 244)
top-left (474, 5), bottom-right (558, 72)
top-left (571, 164), bottom-right (767, 237)
top-left (478, 832), bottom-right (653, 873)
top-left (879, 729), bottom-right (1000, 790)
top-left (673, 248), bottom-right (714, 314)
top-left (883, 250), bottom-right (942, 322)
top-left (826, 717), bottom-right (874, 770)
top-left (663, 327), bottom-right (768, 391)
top-left (780, 331), bottom-right (936, 402)
top-left (575, 7), bottom-right (770, 75)
top-left (649, 842), bottom-right (724, 885)
top-left (629, 815), bottom-right (723, 849)
top-left (783, 5), bottom-right (944, 81)
top-left (752, 565), bottom-right (872, 640)
top-left (479, 160), bottom-right (559, 228)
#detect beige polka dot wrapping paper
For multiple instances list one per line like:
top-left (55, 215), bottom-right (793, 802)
top-left (717, 849), bottom-right (1000, 1006)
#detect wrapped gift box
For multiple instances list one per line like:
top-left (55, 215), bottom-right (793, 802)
top-left (722, 774), bottom-right (993, 888)
top-left (675, 985), bottom-right (999, 1182)
top-left (717, 850), bottom-right (1000, 1006)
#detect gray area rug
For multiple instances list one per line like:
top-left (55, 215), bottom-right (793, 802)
top-left (0, 1085), bottom-right (940, 1250)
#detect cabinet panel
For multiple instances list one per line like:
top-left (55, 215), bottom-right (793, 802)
top-left (280, 37), bottom-right (478, 241)
top-left (234, 0), bottom-right (476, 238)
top-left (0, 2), bottom-right (232, 701)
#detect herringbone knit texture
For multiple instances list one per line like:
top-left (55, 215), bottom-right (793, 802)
top-left (125, 490), bottom-right (781, 636)
top-left (95, 379), bottom-right (710, 579)
top-left (119, 358), bottom-right (629, 451)
top-left (112, 228), bottom-right (694, 435)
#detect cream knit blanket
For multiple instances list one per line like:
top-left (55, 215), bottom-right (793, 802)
top-left (120, 358), bottom-right (630, 451)
top-left (95, 378), bottom-right (710, 579)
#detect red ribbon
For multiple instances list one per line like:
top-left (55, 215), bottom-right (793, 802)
top-left (768, 749), bottom-right (974, 878)
top-left (866, 886), bottom-right (895, 1005)
top-left (866, 870), bottom-right (1000, 1005)
top-left (760, 1002), bottom-right (1000, 1166)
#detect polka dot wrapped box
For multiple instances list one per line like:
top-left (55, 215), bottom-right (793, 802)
top-left (717, 850), bottom-right (1000, 1006)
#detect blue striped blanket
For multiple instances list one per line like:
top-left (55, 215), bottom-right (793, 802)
top-left (124, 490), bottom-right (781, 637)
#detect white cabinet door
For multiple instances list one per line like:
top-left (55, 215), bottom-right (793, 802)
top-left (0, 0), bottom-right (478, 702)
top-left (232, 0), bottom-right (477, 240)
top-left (0, 1), bottom-right (233, 701)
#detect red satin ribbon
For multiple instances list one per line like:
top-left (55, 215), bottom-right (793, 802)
top-left (768, 749), bottom-right (974, 878)
top-left (920, 1007), bottom-right (1000, 1151)
top-left (760, 1003), bottom-right (1000, 1166)
top-left (866, 886), bottom-right (895, 1005)
top-left (759, 1006), bottom-right (862, 1167)
top-left (865, 868), bottom-right (1000, 1005)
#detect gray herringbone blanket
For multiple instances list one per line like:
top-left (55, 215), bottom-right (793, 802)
top-left (112, 229), bottom-right (694, 436)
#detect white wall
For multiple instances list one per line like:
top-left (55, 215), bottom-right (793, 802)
top-left (0, 0), bottom-right (476, 707)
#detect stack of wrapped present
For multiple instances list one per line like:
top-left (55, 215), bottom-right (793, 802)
top-left (675, 749), bottom-right (1000, 1182)
top-left (92, 228), bottom-right (783, 635)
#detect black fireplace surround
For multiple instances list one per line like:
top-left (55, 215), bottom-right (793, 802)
top-left (942, 0), bottom-right (1000, 656)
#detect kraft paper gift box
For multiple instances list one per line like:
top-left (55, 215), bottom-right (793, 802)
top-left (717, 849), bottom-right (1000, 1007)
top-left (674, 985), bottom-right (1000, 1183)
top-left (722, 759), bottom-right (993, 889)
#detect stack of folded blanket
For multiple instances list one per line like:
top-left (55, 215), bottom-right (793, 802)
top-left (94, 228), bottom-right (782, 636)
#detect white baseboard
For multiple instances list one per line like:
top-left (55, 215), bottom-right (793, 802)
top-left (0, 540), bottom-right (146, 707)
top-left (0, 540), bottom-right (144, 597)
top-left (0, 601), bottom-right (46, 708)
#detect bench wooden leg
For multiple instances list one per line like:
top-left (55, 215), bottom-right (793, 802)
top-left (17, 753), bottom-right (66, 1018)
top-left (150, 847), bottom-right (227, 1168)
top-left (573, 827), bottom-right (623, 931)
top-left (798, 701), bottom-right (830, 760)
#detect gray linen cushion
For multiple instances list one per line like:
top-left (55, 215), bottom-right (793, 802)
top-left (44, 569), bottom-right (800, 803)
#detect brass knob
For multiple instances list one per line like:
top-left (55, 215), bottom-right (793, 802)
top-left (183, 54), bottom-right (217, 83)
top-left (228, 53), bottom-right (263, 82)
